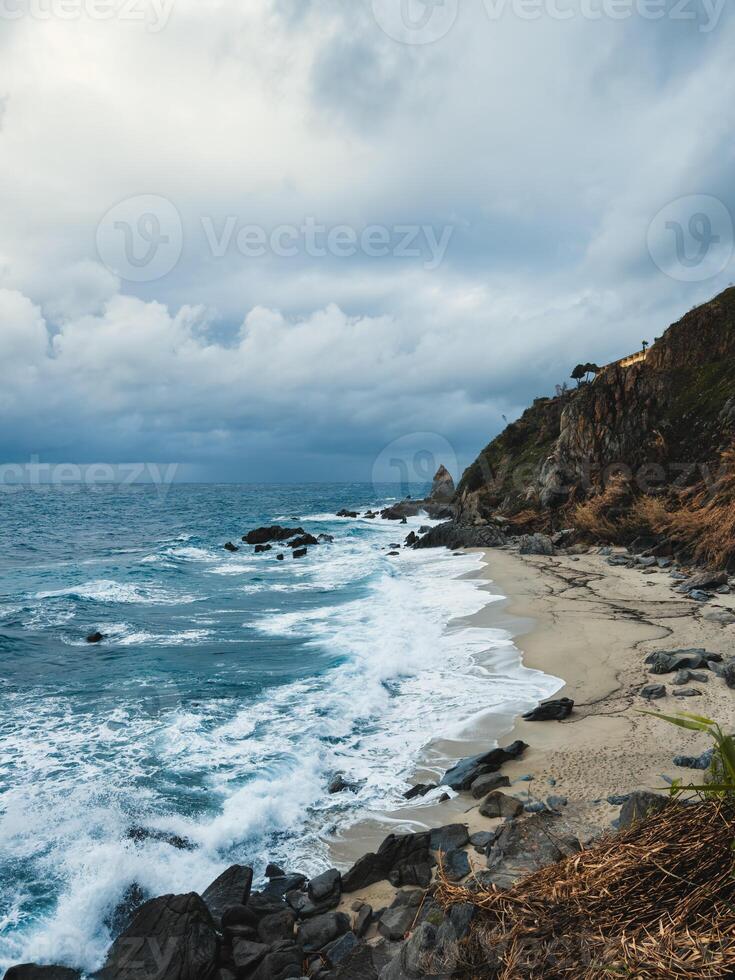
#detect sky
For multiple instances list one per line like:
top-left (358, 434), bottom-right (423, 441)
top-left (0, 0), bottom-right (734, 484)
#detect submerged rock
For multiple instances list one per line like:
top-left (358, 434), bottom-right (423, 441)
top-left (244, 526), bottom-right (305, 545)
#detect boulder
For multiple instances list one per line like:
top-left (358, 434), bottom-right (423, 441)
top-left (414, 521), bottom-right (506, 551)
top-left (276, 554), bottom-right (285, 561)
top-left (336, 510), bottom-right (358, 518)
top-left (97, 893), bottom-right (218, 980)
top-left (86, 631), bottom-right (105, 644)
top-left (640, 683), bottom-right (666, 700)
top-left (331, 942), bottom-right (388, 980)
top-left (224, 543), bottom-right (239, 553)
top-left (673, 749), bottom-right (713, 770)
top-left (402, 783), bottom-right (436, 800)
top-left (522, 698), bottom-right (574, 722)
top-left (478, 791), bottom-right (523, 820)
top-left (470, 773), bottom-right (510, 798)
top-left (257, 909), bottom-right (296, 944)
top-left (380, 921), bottom-right (437, 980)
top-left (342, 832), bottom-right (433, 892)
top-left (618, 791), bottom-right (669, 829)
top-left (126, 826), bottom-right (193, 850)
top-left (429, 824), bottom-right (469, 852)
top-left (702, 608), bottom-right (735, 625)
top-left (288, 534), bottom-right (319, 549)
top-left (518, 534), bottom-right (554, 556)
top-left (247, 941), bottom-right (304, 980)
top-left (323, 931), bottom-right (359, 967)
top-left (231, 940), bottom-right (269, 975)
top-left (646, 649), bottom-right (712, 674)
top-left (4, 969), bottom-right (81, 980)
top-left (328, 775), bottom-right (350, 794)
top-left (266, 864), bottom-right (286, 879)
top-left (429, 465), bottom-right (455, 503)
top-left (307, 869), bottom-right (341, 910)
top-left (377, 904), bottom-right (416, 941)
top-left (469, 831), bottom-right (494, 849)
top-left (244, 526), bottom-right (305, 545)
top-left (684, 570), bottom-right (729, 591)
top-left (297, 911), bottom-right (350, 952)
top-left (247, 892), bottom-right (290, 920)
top-left (263, 874), bottom-right (307, 900)
top-left (484, 813), bottom-right (581, 888)
top-left (202, 865), bottom-right (253, 927)
top-left (440, 741), bottom-right (527, 792)
top-left (673, 669), bottom-right (708, 685)
top-left (292, 548), bottom-right (307, 559)
top-left (254, 544), bottom-right (272, 554)
top-left (318, 534), bottom-right (335, 544)
top-left (442, 849), bottom-right (471, 882)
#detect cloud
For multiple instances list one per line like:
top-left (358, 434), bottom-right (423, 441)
top-left (0, 0), bottom-right (733, 479)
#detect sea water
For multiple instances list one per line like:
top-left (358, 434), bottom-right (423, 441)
top-left (0, 483), bottom-right (559, 973)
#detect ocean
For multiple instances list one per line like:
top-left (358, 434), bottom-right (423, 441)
top-left (0, 483), bottom-right (559, 973)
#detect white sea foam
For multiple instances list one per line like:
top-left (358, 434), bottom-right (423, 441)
top-left (33, 580), bottom-right (197, 605)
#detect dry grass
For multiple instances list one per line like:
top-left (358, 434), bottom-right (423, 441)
top-left (432, 800), bottom-right (735, 979)
top-left (571, 450), bottom-right (735, 568)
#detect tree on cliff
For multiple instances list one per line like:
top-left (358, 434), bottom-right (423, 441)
top-left (571, 363), bottom-right (600, 386)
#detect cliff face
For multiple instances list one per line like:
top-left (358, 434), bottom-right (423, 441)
top-left (455, 288), bottom-right (735, 525)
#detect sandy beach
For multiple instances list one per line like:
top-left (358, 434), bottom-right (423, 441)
top-left (332, 543), bottom-right (735, 913)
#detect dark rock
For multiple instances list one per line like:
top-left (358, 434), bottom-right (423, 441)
top-left (257, 909), bottom-right (296, 945)
top-left (684, 570), bottom-right (729, 591)
top-left (382, 921), bottom-right (437, 979)
top-left (328, 775), bottom-right (350, 794)
top-left (640, 683), bottom-right (666, 700)
top-left (470, 772), bottom-right (510, 798)
top-left (247, 941), bottom-right (303, 980)
top-left (318, 534), bottom-right (335, 544)
top-left (126, 826), bottom-right (193, 850)
top-left (336, 510), bottom-right (358, 519)
top-left (331, 942), bottom-right (386, 980)
top-left (231, 939), bottom-right (269, 975)
top-left (618, 791), bottom-right (669, 829)
top-left (647, 649), bottom-right (712, 674)
top-left (547, 795), bottom-right (568, 809)
top-left (323, 931), bottom-right (359, 967)
top-left (266, 863), bottom-right (286, 879)
top-left (276, 553), bottom-right (285, 561)
top-left (673, 749), bottom-right (713, 770)
top-left (297, 911), bottom-right (350, 952)
top-left (202, 865), bottom-right (253, 927)
top-left (722, 662), bottom-right (735, 688)
top-left (429, 824), bottom-right (469, 852)
top-left (288, 534), bottom-right (319, 549)
top-left (479, 792), bottom-right (523, 820)
top-left (4, 968), bottom-right (81, 980)
top-left (263, 874), bottom-right (307, 900)
top-left (673, 669), bottom-right (708, 685)
top-left (105, 882), bottom-right (148, 937)
top-left (246, 892), bottom-right (289, 920)
top-left (354, 904), bottom-right (373, 938)
top-left (673, 687), bottom-right (702, 697)
top-left (469, 831), bottom-right (493, 849)
top-left (387, 551), bottom-right (400, 557)
top-left (405, 531), bottom-right (419, 547)
top-left (607, 794), bottom-right (630, 806)
top-left (244, 526), bottom-right (305, 545)
top-left (292, 548), bottom-right (307, 559)
top-left (522, 698), bottom-right (574, 722)
top-left (308, 869), bottom-right (341, 910)
top-left (440, 741), bottom-right (527, 791)
top-left (254, 544), bottom-right (272, 554)
top-left (224, 543), bottom-right (239, 553)
top-left (414, 521), bottom-right (506, 551)
top-left (378, 904), bottom-right (417, 941)
top-left (518, 533), bottom-right (554, 556)
top-left (402, 783), bottom-right (436, 800)
top-left (221, 904), bottom-right (259, 931)
top-left (86, 631), bottom-right (105, 644)
top-left (342, 832), bottom-right (433, 892)
top-left (484, 813), bottom-right (581, 888)
top-left (443, 849), bottom-right (471, 882)
top-left (689, 590), bottom-right (712, 602)
top-left (97, 893), bottom-right (218, 980)
top-left (524, 801), bottom-right (548, 814)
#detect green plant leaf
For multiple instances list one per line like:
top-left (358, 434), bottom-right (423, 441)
top-left (637, 710), bottom-right (713, 733)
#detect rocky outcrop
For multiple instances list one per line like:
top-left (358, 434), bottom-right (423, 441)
top-left (429, 465), bottom-right (455, 503)
top-left (4, 969), bottom-right (81, 980)
top-left (412, 521), bottom-right (506, 550)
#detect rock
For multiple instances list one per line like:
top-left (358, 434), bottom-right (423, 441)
top-left (292, 548), bottom-right (307, 559)
top-left (522, 698), bottom-right (574, 722)
top-left (244, 526), bottom-right (305, 545)
top-left (222, 904), bottom-right (259, 931)
top-left (288, 534), bottom-right (319, 549)
top-left (479, 791), bottom-right (523, 820)
top-left (232, 939), bottom-right (270, 975)
top-left (331, 942), bottom-right (386, 980)
top-left (689, 590), bottom-right (712, 602)
top-left (248, 892), bottom-right (291, 920)
top-left (126, 826), bottom-right (193, 850)
top-left (224, 542), bottom-right (239, 552)
top-left (323, 931), bottom-right (359, 967)
top-left (547, 795), bottom-right (568, 809)
top-left (640, 683), bottom-right (666, 700)
top-left (387, 551), bottom-right (400, 557)
top-left (202, 865), bottom-right (253, 927)
top-left (297, 911), bottom-right (350, 952)
top-left (524, 801), bottom-right (548, 814)
top-left (413, 521), bottom-right (506, 551)
top-left (266, 863), bottom-right (286, 879)
top-left (440, 741), bottom-right (527, 791)
top-left (263, 873), bottom-right (307, 900)
top-left (354, 904), bottom-right (373, 938)
top-left (442, 849), bottom-right (471, 881)
top-left (328, 775), bottom-right (350, 794)
top-left (673, 687), bottom-right (702, 697)
top-left (619, 791), bottom-right (669, 828)
top-left (86, 631), bottom-right (105, 644)
top-left (685, 570), bottom-right (729, 591)
top-left (429, 465), bottom-right (455, 503)
top-left (673, 749), bottom-right (713, 770)
top-left (342, 832), bottom-right (433, 892)
top-left (318, 534), bottom-right (335, 543)
top-left (383, 921), bottom-right (437, 979)
top-left (404, 531), bottom-right (419, 547)
top-left (254, 544), bottom-right (272, 554)
top-left (484, 813), bottom-right (581, 888)
top-left (336, 509), bottom-right (358, 518)
top-left (470, 772), bottom-right (511, 798)
top-left (276, 553), bottom-right (285, 561)
top-left (518, 533), bottom-right (554, 556)
top-left (378, 904), bottom-right (416, 941)
top-left (4, 969), bottom-right (81, 980)
top-left (637, 556), bottom-right (657, 568)
top-left (257, 909), bottom-right (296, 944)
top-left (97, 893), bottom-right (218, 980)
top-left (722, 662), bottom-right (735, 688)
top-left (646, 649), bottom-right (712, 674)
top-left (673, 669), bottom-right (708, 685)
top-left (247, 941), bottom-right (304, 980)
top-left (402, 783), bottom-right (436, 800)
top-left (469, 831), bottom-right (493, 849)
top-left (429, 824), bottom-right (469, 852)
top-left (702, 608), bottom-right (735, 625)
top-left (308, 869), bottom-right (341, 910)
top-left (608, 555), bottom-right (632, 567)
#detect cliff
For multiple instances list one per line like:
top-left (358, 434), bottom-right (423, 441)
top-left (455, 288), bottom-right (735, 526)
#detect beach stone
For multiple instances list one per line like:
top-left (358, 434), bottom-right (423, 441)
top-left (378, 904), bottom-right (416, 941)
top-left (479, 791), bottom-right (523, 820)
top-left (470, 773), bottom-right (510, 798)
top-left (248, 940), bottom-right (304, 980)
top-left (522, 698), bottom-right (574, 722)
top-left (232, 940), bottom-right (269, 975)
top-left (673, 687), bottom-right (702, 697)
top-left (257, 909), bottom-right (296, 944)
top-left (298, 912), bottom-right (350, 952)
top-left (524, 802), bottom-right (548, 814)
top-left (673, 749), bottom-right (713, 770)
top-left (429, 824), bottom-right (469, 852)
top-left (519, 533), bottom-right (554, 556)
top-left (4, 969), bottom-right (81, 980)
top-left (266, 864), bottom-right (286, 878)
top-left (98, 893), bottom-right (218, 980)
top-left (702, 608), bottom-right (735, 625)
top-left (485, 813), bottom-right (580, 888)
top-left (469, 831), bottom-right (493, 849)
top-left (640, 683), bottom-right (666, 700)
top-left (440, 741), bottom-right (527, 792)
top-left (202, 865), bottom-right (253, 927)
top-left (646, 650), bottom-right (711, 674)
top-left (673, 669), bottom-right (708, 685)
top-left (323, 931), bottom-right (359, 967)
top-left (685, 570), bottom-right (729, 591)
top-left (402, 783), bottom-right (436, 800)
top-left (637, 556), bottom-right (657, 567)
top-left (263, 874), bottom-right (307, 901)
top-left (354, 903), bottom-right (373, 938)
top-left (342, 832), bottom-right (433, 892)
top-left (442, 849), bottom-right (471, 882)
top-left (547, 795), bottom-right (568, 809)
top-left (618, 791), bottom-right (669, 829)
top-left (308, 869), bottom-right (341, 909)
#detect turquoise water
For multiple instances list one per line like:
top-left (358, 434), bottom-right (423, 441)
top-left (0, 483), bottom-right (557, 972)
